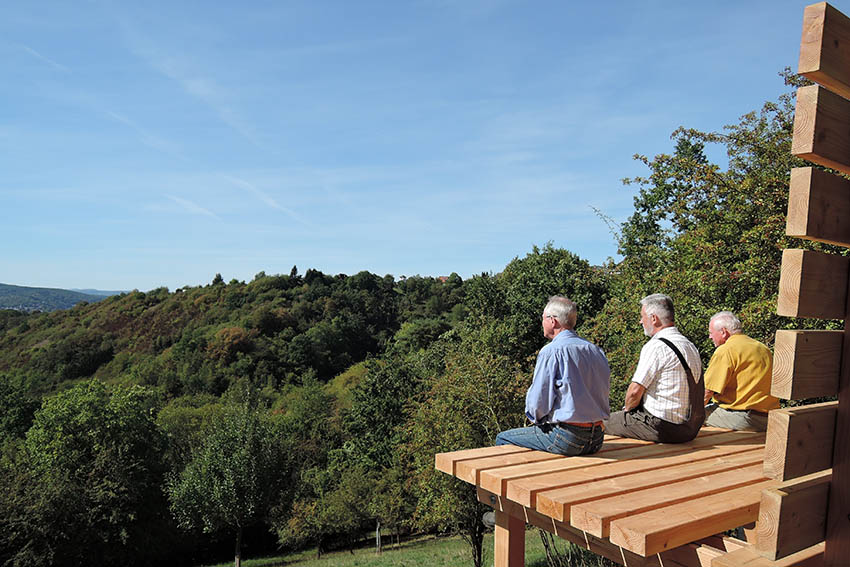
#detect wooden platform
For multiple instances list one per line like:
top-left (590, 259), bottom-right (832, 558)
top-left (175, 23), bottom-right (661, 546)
top-left (436, 427), bottom-right (774, 565)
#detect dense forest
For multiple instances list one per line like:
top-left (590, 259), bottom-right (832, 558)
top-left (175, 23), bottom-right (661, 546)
top-left (0, 70), bottom-right (839, 567)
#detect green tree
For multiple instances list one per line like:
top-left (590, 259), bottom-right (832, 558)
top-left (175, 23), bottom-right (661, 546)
top-left (1, 380), bottom-right (168, 567)
top-left (167, 394), bottom-right (289, 567)
top-left (404, 329), bottom-right (527, 567)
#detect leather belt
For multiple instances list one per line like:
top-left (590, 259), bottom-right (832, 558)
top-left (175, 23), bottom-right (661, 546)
top-left (561, 420), bottom-right (604, 428)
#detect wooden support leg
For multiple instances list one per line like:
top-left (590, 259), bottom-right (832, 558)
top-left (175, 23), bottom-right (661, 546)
top-left (494, 509), bottom-right (525, 567)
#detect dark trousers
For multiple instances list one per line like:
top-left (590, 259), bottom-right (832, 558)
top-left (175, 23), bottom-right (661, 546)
top-left (604, 407), bottom-right (700, 443)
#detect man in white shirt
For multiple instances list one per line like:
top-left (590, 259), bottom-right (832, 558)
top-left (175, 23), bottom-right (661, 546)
top-left (603, 294), bottom-right (705, 443)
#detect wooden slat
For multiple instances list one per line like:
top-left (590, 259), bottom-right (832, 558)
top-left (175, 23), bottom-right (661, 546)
top-left (787, 167), bottom-right (850, 248)
top-left (792, 84), bottom-right (850, 175)
top-left (776, 249), bottom-right (849, 319)
top-left (608, 479), bottom-right (778, 557)
top-left (476, 437), bottom-right (672, 496)
top-left (501, 431), bottom-right (764, 508)
top-left (757, 469), bottom-right (832, 560)
top-left (799, 2), bottom-right (850, 101)
top-left (536, 448), bottom-right (764, 522)
top-left (476, 428), bottom-right (725, 497)
top-left (569, 463), bottom-right (767, 538)
top-left (763, 401), bottom-right (837, 481)
top-left (435, 445), bottom-right (529, 475)
top-left (772, 329), bottom-right (842, 399)
top-left (711, 542), bottom-right (824, 567)
top-left (454, 450), bottom-right (562, 485)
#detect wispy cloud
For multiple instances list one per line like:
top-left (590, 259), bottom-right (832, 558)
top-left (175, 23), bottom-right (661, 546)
top-left (18, 44), bottom-right (70, 73)
top-left (105, 110), bottom-right (185, 159)
top-left (219, 174), bottom-right (311, 226)
top-left (165, 195), bottom-right (220, 220)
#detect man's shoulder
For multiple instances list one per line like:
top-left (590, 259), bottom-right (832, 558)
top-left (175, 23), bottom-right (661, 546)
top-left (725, 333), bottom-right (771, 355)
top-left (551, 331), bottom-right (605, 354)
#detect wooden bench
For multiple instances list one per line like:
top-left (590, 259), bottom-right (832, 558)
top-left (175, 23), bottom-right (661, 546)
top-left (435, 3), bottom-right (850, 565)
top-left (437, 428), bottom-right (771, 566)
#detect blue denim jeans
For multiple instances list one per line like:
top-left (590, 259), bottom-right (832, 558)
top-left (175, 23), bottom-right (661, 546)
top-left (494, 423), bottom-right (604, 456)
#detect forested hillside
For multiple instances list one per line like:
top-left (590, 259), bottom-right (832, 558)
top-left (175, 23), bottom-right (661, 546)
top-left (0, 70), bottom-right (840, 567)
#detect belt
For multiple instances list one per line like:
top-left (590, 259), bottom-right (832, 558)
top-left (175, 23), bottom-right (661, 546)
top-left (560, 420), bottom-right (604, 428)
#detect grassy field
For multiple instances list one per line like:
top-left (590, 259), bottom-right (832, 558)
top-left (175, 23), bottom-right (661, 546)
top-left (202, 529), bottom-right (614, 567)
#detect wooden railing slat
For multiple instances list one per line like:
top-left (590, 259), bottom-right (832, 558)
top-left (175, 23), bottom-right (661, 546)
top-left (763, 401), bottom-right (837, 481)
top-left (772, 329), bottom-right (842, 400)
top-left (787, 167), bottom-right (850, 248)
top-left (799, 2), bottom-right (850, 101)
top-left (776, 248), bottom-right (849, 319)
top-left (757, 470), bottom-right (832, 560)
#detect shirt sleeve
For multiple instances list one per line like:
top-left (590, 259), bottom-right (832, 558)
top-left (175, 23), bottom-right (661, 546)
top-left (525, 346), bottom-right (559, 423)
top-left (632, 341), bottom-right (662, 389)
top-left (704, 347), bottom-right (731, 394)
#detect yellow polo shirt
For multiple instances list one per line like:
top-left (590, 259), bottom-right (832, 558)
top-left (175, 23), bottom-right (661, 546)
top-left (704, 334), bottom-right (780, 412)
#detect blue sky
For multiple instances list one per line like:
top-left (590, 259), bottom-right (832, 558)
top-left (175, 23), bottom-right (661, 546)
top-left (1, 0), bottom-right (813, 291)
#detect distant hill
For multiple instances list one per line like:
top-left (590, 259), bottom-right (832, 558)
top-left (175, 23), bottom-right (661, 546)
top-left (70, 288), bottom-right (127, 297)
top-left (0, 283), bottom-right (108, 312)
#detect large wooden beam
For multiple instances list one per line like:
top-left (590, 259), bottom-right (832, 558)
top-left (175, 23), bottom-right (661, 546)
top-left (772, 329), bottom-right (842, 400)
top-left (536, 448), bottom-right (764, 523)
top-left (826, 277), bottom-right (850, 566)
top-left (792, 84), bottom-right (850, 175)
top-left (776, 249), bottom-right (849, 319)
top-left (787, 167), bottom-right (850, 248)
top-left (799, 2), bottom-right (850, 101)
top-left (763, 401), bottom-right (837, 481)
top-left (570, 463), bottom-right (767, 538)
top-left (608, 479), bottom-right (777, 557)
top-left (757, 470), bottom-right (832, 560)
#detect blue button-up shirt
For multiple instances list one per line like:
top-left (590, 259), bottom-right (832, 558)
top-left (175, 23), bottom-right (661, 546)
top-left (524, 329), bottom-right (611, 424)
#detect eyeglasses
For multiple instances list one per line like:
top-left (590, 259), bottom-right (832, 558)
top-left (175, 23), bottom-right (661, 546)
top-left (543, 314), bottom-right (558, 321)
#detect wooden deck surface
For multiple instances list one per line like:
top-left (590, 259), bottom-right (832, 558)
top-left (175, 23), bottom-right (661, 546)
top-left (436, 427), bottom-right (774, 559)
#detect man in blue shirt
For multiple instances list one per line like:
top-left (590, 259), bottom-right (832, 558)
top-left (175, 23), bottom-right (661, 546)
top-left (495, 296), bottom-right (611, 455)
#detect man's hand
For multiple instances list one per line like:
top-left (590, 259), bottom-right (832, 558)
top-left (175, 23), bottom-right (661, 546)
top-left (623, 382), bottom-right (646, 411)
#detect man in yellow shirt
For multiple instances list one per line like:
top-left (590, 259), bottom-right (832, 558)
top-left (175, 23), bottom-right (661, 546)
top-left (703, 311), bottom-right (779, 431)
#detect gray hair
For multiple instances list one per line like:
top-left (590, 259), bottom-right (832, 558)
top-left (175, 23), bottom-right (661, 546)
top-left (640, 294), bottom-right (675, 325)
top-left (544, 296), bottom-right (577, 329)
top-left (711, 311), bottom-right (742, 334)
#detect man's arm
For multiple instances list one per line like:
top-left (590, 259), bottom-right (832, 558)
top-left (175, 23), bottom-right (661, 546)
top-left (623, 382), bottom-right (646, 411)
top-left (704, 389), bottom-right (715, 405)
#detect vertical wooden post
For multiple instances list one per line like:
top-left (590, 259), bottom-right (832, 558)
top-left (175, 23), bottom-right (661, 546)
top-left (494, 509), bottom-right (525, 567)
top-left (826, 289), bottom-right (850, 565)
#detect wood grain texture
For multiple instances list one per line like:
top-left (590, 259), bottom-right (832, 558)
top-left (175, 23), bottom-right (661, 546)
top-left (776, 249), bottom-right (849, 319)
top-left (799, 2), bottom-right (850, 101)
top-left (763, 401), bottom-right (837, 481)
top-left (711, 542), bottom-right (824, 567)
top-left (434, 445), bottom-right (528, 475)
top-left (608, 479), bottom-right (777, 557)
top-left (569, 463), bottom-right (767, 538)
top-left (535, 446), bottom-right (765, 522)
top-left (826, 289), bottom-right (850, 566)
top-left (787, 167), bottom-right (850, 248)
top-left (757, 470), bottom-right (832, 560)
top-left (504, 431), bottom-right (762, 508)
top-left (772, 329), bottom-right (842, 400)
top-left (494, 509), bottom-right (524, 567)
top-left (792, 84), bottom-right (850, 175)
